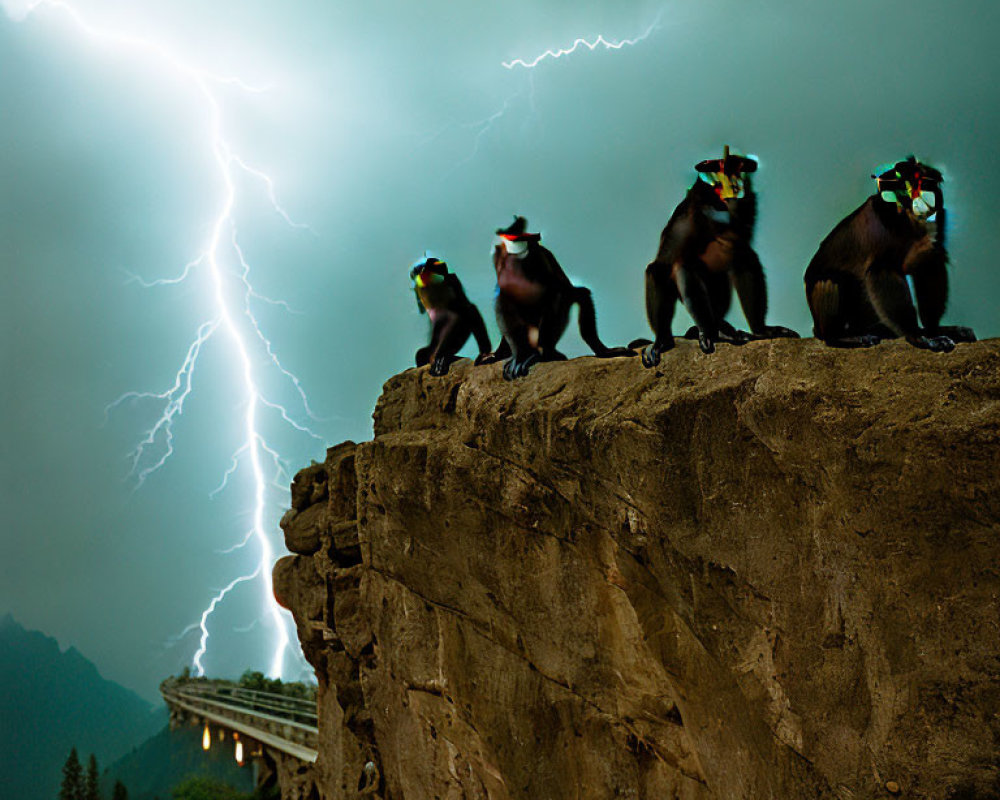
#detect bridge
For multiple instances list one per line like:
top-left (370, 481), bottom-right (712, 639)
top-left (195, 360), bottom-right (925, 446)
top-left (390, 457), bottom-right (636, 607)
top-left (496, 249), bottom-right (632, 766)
top-left (161, 678), bottom-right (319, 764)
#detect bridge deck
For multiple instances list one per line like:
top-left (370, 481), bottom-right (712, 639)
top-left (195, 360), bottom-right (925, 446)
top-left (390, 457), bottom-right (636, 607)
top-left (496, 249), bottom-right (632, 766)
top-left (162, 682), bottom-right (319, 763)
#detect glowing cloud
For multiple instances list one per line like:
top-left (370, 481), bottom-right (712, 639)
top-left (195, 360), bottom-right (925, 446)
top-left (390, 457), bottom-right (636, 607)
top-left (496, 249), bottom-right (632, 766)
top-left (0, 0), bottom-right (41, 22)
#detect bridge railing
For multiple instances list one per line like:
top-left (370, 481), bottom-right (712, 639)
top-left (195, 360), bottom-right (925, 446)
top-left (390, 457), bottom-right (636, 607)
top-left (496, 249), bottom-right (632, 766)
top-left (172, 682), bottom-right (318, 728)
top-left (161, 678), bottom-right (319, 763)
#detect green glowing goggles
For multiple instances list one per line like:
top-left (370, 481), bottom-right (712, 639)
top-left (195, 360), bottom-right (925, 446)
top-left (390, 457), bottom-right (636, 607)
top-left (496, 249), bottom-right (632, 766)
top-left (872, 159), bottom-right (941, 210)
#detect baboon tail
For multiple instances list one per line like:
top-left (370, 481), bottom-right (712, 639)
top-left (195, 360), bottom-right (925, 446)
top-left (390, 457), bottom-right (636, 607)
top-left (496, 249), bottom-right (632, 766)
top-left (573, 286), bottom-right (610, 355)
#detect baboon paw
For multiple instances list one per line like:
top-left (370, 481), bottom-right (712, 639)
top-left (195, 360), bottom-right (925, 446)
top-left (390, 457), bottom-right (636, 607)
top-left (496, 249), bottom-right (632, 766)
top-left (718, 323), bottom-right (751, 345)
top-left (948, 326), bottom-right (977, 343)
top-left (519, 353), bottom-right (541, 375)
top-left (503, 353), bottom-right (539, 380)
top-left (926, 335), bottom-right (956, 353)
top-left (429, 357), bottom-right (451, 376)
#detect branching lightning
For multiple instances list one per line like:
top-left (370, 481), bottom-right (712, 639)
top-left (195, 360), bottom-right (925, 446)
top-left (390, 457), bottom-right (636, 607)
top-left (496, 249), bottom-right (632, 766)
top-left (7, 0), bottom-right (320, 679)
top-left (10, 0), bottom-right (666, 684)
top-left (502, 13), bottom-right (662, 70)
top-left (428, 12), bottom-right (663, 178)
top-left (444, 90), bottom-right (527, 177)
top-left (192, 567), bottom-right (262, 677)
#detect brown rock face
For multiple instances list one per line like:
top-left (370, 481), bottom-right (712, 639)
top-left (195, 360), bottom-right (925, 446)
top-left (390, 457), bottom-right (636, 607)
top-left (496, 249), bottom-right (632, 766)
top-left (274, 339), bottom-right (1000, 800)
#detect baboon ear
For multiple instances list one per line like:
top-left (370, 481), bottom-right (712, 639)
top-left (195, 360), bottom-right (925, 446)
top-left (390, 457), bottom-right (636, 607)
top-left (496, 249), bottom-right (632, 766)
top-left (695, 155), bottom-right (756, 175)
top-left (496, 216), bottom-right (527, 236)
top-left (921, 165), bottom-right (944, 184)
top-left (695, 157), bottom-right (724, 174)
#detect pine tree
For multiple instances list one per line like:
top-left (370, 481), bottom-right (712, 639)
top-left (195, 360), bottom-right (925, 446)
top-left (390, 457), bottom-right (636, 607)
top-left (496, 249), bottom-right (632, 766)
top-left (59, 747), bottom-right (83, 800)
top-left (111, 781), bottom-right (128, 800)
top-left (84, 753), bottom-right (100, 800)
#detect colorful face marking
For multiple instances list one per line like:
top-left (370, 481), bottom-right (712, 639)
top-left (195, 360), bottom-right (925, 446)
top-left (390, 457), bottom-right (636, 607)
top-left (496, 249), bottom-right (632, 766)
top-left (694, 149), bottom-right (757, 201)
top-left (702, 171), bottom-right (745, 200)
top-left (496, 231), bottom-right (540, 257)
top-left (411, 258), bottom-right (448, 287)
top-left (873, 158), bottom-right (942, 219)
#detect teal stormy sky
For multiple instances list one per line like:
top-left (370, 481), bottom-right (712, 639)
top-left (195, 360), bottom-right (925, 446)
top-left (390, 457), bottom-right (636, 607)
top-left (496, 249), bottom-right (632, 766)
top-left (1, 0), bottom-right (998, 701)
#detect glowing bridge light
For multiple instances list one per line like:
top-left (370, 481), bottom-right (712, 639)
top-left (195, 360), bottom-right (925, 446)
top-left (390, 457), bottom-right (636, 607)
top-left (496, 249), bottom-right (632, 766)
top-left (7, 0), bottom-right (322, 680)
top-left (502, 13), bottom-right (663, 70)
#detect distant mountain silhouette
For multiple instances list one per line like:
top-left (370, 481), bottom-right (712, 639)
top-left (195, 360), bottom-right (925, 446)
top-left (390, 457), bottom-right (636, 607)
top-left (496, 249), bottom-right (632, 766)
top-left (0, 614), bottom-right (166, 800)
top-left (102, 723), bottom-right (255, 800)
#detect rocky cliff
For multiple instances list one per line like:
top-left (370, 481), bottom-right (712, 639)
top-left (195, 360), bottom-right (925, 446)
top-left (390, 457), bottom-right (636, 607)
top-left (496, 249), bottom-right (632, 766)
top-left (273, 338), bottom-right (1000, 800)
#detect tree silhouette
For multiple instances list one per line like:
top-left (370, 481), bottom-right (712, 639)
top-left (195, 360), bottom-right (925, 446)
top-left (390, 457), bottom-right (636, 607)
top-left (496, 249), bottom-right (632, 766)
top-left (84, 753), bottom-right (101, 800)
top-left (59, 748), bottom-right (83, 800)
top-left (111, 780), bottom-right (129, 800)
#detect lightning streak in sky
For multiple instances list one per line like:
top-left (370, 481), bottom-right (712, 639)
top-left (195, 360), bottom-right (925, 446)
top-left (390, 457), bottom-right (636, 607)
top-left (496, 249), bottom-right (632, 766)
top-left (432, 13), bottom-right (663, 176)
top-left (8, 0), bottom-right (319, 678)
top-left (502, 13), bottom-right (662, 70)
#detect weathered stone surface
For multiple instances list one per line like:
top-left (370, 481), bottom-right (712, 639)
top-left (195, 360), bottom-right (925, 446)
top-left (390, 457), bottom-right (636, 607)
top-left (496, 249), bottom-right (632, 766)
top-left (276, 441), bottom-right (378, 799)
top-left (292, 461), bottom-right (329, 512)
top-left (276, 339), bottom-right (1000, 800)
top-left (273, 554), bottom-right (326, 671)
top-left (280, 503), bottom-right (329, 556)
top-left (273, 554), bottom-right (323, 619)
top-left (325, 441), bottom-right (358, 524)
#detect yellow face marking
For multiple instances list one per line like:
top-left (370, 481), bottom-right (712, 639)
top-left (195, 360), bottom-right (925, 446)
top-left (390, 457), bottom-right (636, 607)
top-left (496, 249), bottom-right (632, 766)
top-left (414, 270), bottom-right (445, 288)
top-left (709, 171), bottom-right (744, 200)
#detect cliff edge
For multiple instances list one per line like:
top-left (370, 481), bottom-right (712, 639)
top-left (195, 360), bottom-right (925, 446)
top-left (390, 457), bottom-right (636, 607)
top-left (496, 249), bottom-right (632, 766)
top-left (274, 338), bottom-right (1000, 800)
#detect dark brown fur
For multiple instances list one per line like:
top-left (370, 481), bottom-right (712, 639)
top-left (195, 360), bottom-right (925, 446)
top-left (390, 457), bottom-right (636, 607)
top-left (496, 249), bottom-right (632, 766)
top-left (640, 167), bottom-right (797, 368)
top-left (804, 158), bottom-right (974, 350)
top-left (482, 218), bottom-right (634, 380)
top-left (411, 259), bottom-right (492, 376)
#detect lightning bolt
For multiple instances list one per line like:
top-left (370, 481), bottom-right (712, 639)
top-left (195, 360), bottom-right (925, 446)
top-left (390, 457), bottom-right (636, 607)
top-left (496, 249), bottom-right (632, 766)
top-left (6, 0), bottom-right (321, 679)
top-left (430, 13), bottom-right (662, 176)
top-left (446, 90), bottom-right (527, 177)
top-left (502, 13), bottom-right (662, 70)
top-left (192, 568), bottom-right (262, 678)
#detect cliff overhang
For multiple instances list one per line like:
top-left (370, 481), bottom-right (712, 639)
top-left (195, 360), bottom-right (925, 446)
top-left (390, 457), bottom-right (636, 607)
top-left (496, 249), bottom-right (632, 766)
top-left (274, 338), bottom-right (1000, 800)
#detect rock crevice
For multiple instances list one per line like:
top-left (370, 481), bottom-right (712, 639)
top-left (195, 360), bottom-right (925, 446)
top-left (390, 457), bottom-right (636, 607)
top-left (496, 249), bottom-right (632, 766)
top-left (274, 339), bottom-right (1000, 800)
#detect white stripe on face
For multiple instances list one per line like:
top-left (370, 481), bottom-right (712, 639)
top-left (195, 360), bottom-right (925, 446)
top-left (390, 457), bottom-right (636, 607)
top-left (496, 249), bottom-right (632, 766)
top-left (911, 195), bottom-right (932, 216)
top-left (501, 238), bottom-right (528, 256)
